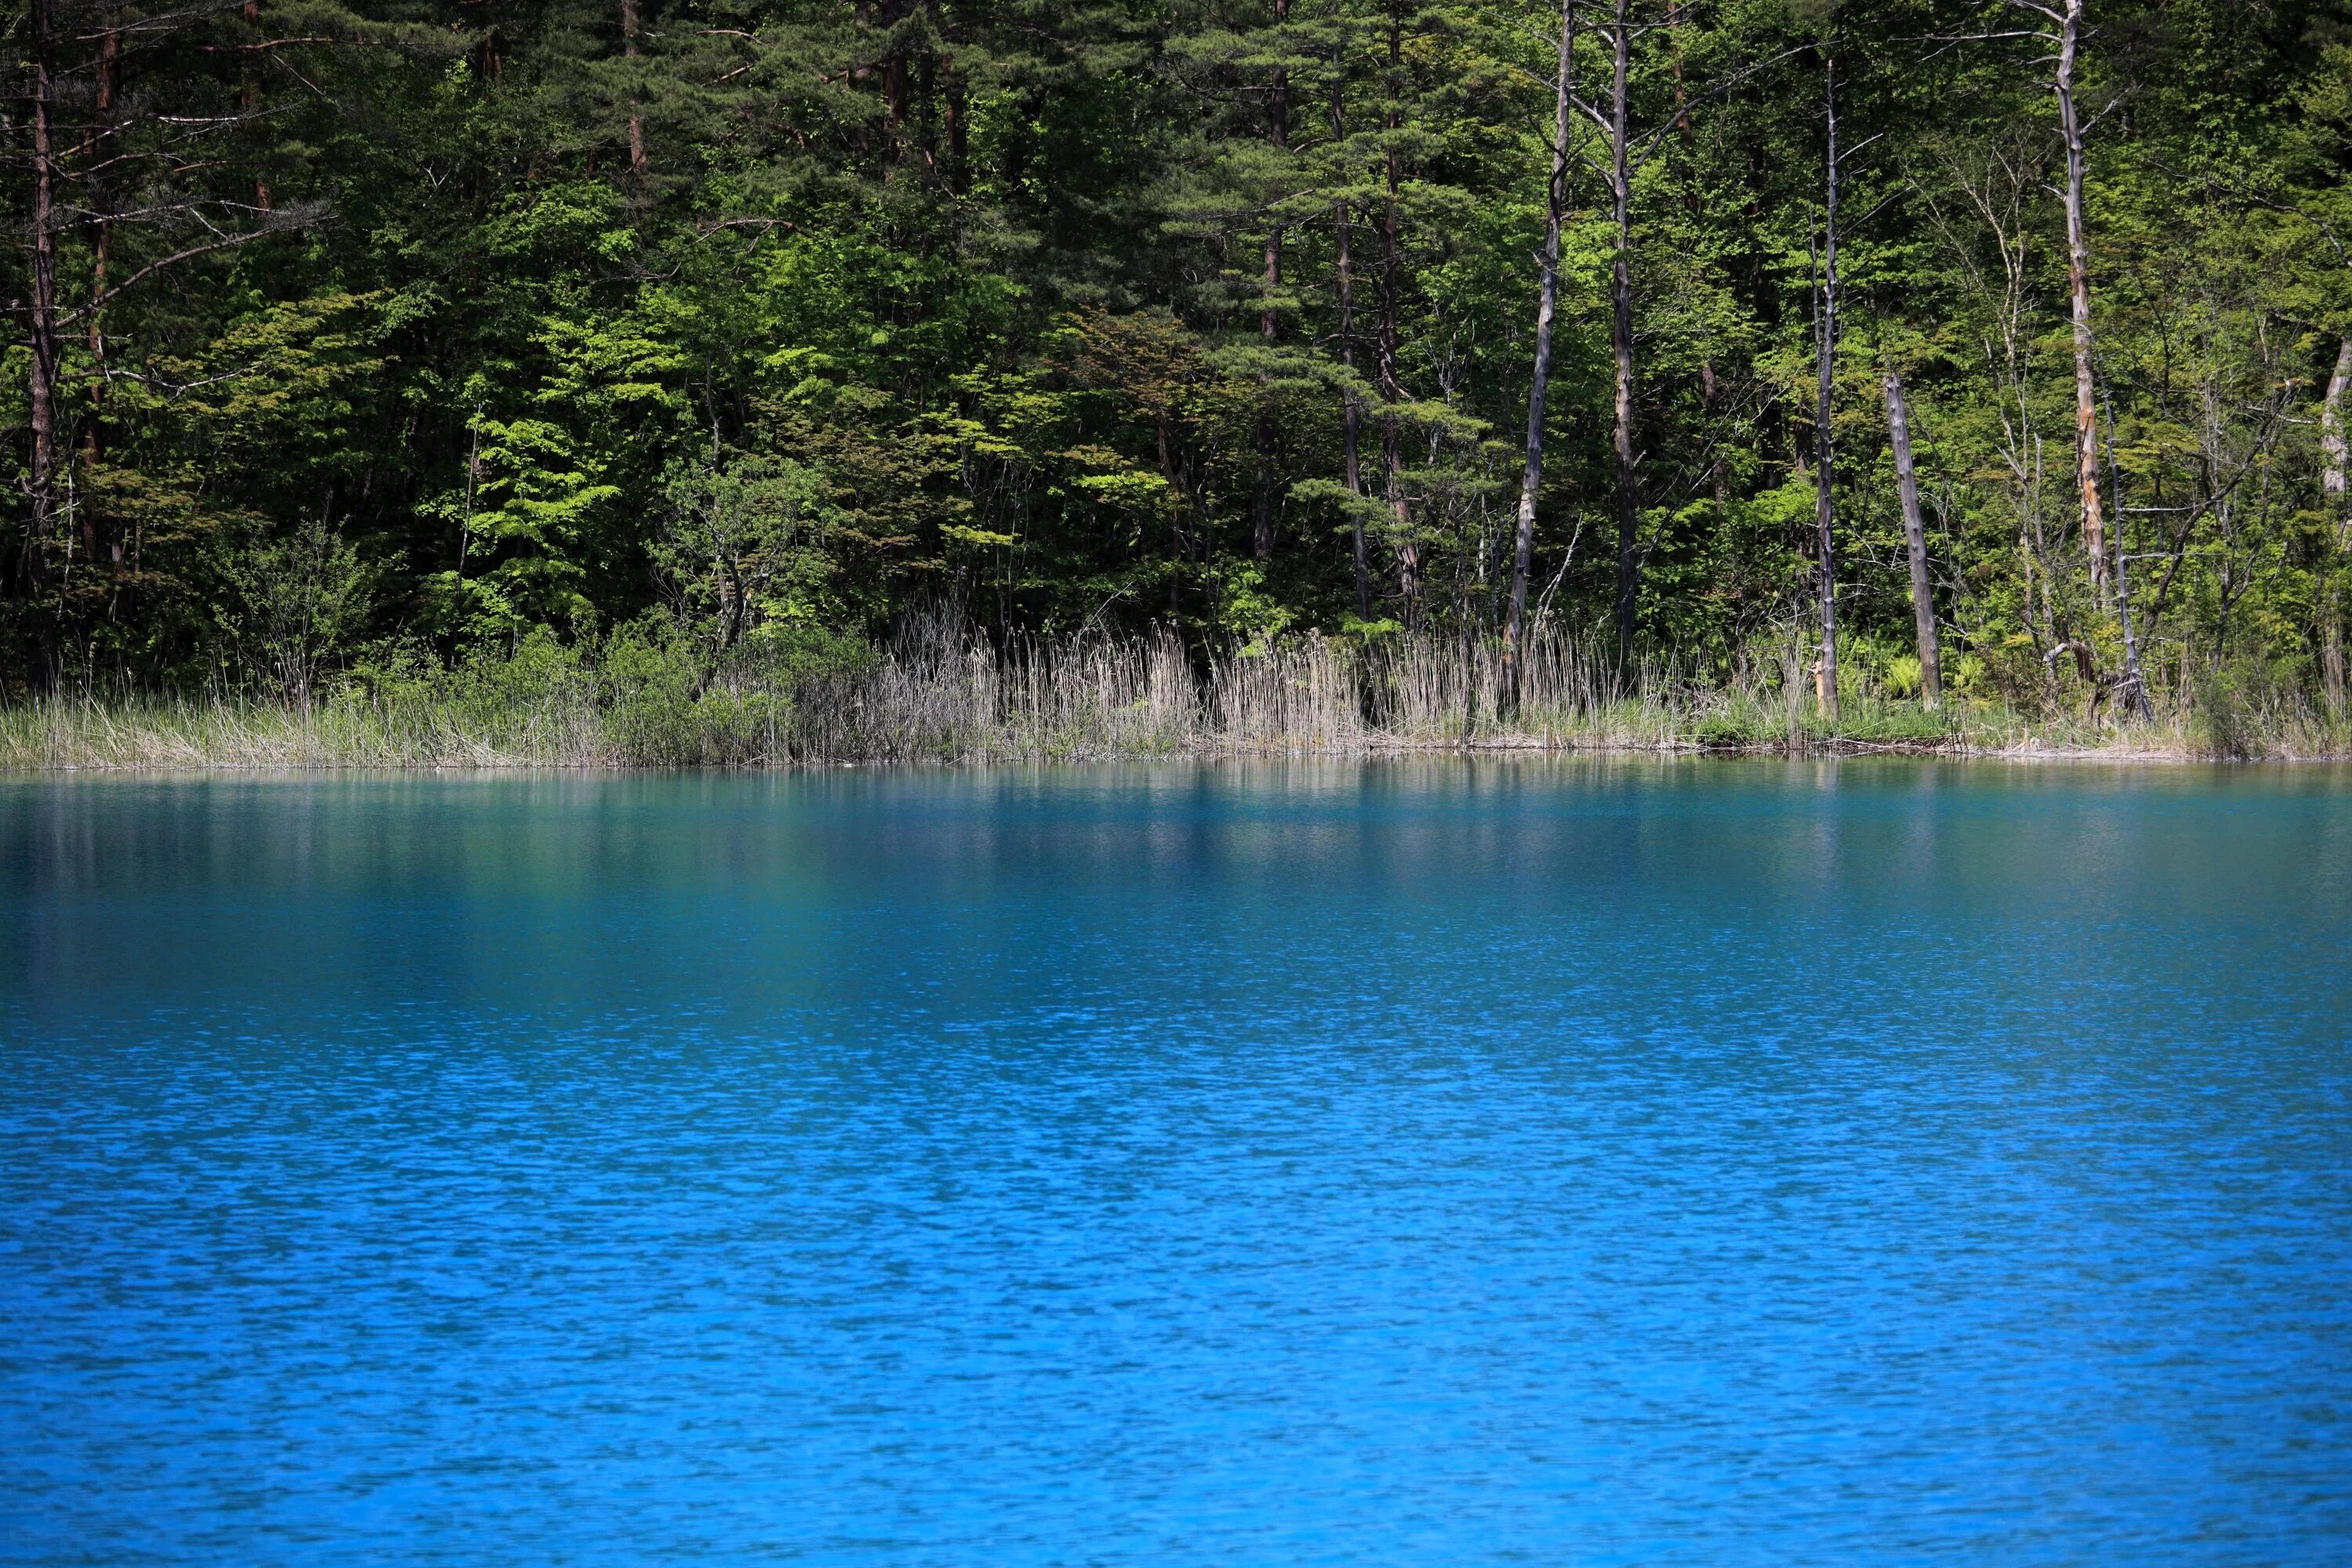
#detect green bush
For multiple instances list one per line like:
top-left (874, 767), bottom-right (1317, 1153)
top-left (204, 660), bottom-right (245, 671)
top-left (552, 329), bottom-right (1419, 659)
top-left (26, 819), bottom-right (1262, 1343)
top-left (1830, 706), bottom-right (1952, 746)
top-left (2190, 659), bottom-right (2274, 760)
top-left (1880, 655), bottom-right (1924, 700)
top-left (1693, 713), bottom-right (1782, 749)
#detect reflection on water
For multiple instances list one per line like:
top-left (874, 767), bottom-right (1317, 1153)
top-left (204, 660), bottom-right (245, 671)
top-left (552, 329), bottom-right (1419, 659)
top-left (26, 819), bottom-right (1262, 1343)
top-left (4, 761), bottom-right (2349, 1564)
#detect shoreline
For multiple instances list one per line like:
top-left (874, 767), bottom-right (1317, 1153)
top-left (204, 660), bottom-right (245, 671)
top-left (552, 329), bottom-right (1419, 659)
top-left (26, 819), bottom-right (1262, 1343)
top-left (9, 737), bottom-right (2347, 772)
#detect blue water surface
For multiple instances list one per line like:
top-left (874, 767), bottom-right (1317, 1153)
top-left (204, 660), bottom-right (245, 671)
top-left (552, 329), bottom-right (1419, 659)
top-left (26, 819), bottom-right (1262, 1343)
top-left (3, 760), bottom-right (2349, 1565)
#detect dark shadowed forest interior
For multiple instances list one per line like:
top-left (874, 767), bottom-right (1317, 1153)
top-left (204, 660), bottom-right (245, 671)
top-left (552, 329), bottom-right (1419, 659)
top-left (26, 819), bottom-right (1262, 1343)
top-left (8, 0), bottom-right (2352, 757)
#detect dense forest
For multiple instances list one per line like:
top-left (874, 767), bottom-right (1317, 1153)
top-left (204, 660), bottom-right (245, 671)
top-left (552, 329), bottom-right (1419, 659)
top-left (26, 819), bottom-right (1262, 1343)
top-left (6, 0), bottom-right (2352, 747)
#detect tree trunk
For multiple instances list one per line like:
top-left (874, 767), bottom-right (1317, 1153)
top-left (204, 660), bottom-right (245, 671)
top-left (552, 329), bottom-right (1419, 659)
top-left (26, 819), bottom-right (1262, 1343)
top-left (1884, 368), bottom-right (1941, 706)
top-left (1608, 0), bottom-right (1640, 666)
top-left (1813, 54), bottom-right (1840, 726)
top-left (243, 0), bottom-right (272, 209)
top-left (2324, 338), bottom-right (2350, 547)
top-left (1334, 60), bottom-right (1370, 622)
top-left (1253, 0), bottom-right (1290, 564)
top-left (26, 0), bottom-right (61, 611)
top-left (2099, 374), bottom-right (2150, 718)
top-left (2326, 339), bottom-right (2351, 717)
top-left (944, 56), bottom-right (968, 194)
top-left (2327, 615), bottom-right (2347, 721)
top-left (1380, 2), bottom-right (1417, 624)
top-left (1502, 0), bottom-right (1575, 702)
top-left (623, 0), bottom-right (648, 173)
top-left (82, 25), bottom-right (122, 567)
top-left (2056, 0), bottom-right (2105, 597)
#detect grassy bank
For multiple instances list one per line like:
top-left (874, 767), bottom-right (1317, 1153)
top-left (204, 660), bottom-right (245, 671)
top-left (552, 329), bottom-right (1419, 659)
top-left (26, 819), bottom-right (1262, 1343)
top-left (5, 624), bottom-right (2343, 769)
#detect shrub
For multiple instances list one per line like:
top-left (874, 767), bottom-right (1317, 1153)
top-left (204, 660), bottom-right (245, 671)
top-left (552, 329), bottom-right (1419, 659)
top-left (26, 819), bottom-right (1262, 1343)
top-left (2191, 660), bottom-right (2268, 760)
top-left (1693, 713), bottom-right (1781, 749)
top-left (1881, 655), bottom-right (1924, 700)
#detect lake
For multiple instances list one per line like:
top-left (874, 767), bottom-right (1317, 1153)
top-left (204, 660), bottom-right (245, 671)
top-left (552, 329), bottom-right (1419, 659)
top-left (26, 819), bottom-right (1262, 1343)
top-left (3, 761), bottom-right (2349, 1564)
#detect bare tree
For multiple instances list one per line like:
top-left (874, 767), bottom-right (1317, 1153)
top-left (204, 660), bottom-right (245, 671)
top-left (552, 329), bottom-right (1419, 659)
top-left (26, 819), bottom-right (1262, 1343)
top-left (25, 0), bottom-right (63, 608)
top-left (1555, 5), bottom-right (1793, 665)
top-left (1884, 367), bottom-right (1943, 705)
top-left (1813, 52), bottom-right (1842, 724)
top-left (625, 0), bottom-right (648, 174)
top-left (2098, 372), bottom-right (2149, 718)
top-left (2321, 339), bottom-right (2350, 713)
top-left (1998, 0), bottom-right (2106, 596)
top-left (1330, 60), bottom-right (1371, 620)
top-left (1603, 0), bottom-right (1639, 664)
top-left (2324, 339), bottom-right (2350, 546)
top-left (1500, 0), bottom-right (1577, 703)
top-left (1252, 0), bottom-right (1291, 564)
top-left (1377, 0), bottom-right (1418, 623)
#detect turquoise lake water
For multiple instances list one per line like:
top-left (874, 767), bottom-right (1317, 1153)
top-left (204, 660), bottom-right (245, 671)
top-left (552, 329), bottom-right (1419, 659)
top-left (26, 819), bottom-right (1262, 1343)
top-left (3, 761), bottom-right (2350, 1564)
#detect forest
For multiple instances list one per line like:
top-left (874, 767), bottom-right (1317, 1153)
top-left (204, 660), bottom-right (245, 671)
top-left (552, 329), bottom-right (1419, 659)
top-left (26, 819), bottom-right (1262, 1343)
top-left (5, 0), bottom-right (2352, 759)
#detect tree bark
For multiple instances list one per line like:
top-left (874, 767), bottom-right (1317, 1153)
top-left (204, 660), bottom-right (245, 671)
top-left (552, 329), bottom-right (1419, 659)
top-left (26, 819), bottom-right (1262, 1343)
top-left (2056, 0), bottom-right (2104, 597)
top-left (82, 25), bottom-right (123, 567)
top-left (26, 0), bottom-right (62, 607)
top-left (2098, 373), bottom-right (2149, 718)
top-left (1884, 367), bottom-right (1941, 706)
top-left (1333, 58), bottom-right (1370, 621)
top-left (1501, 0), bottom-right (1576, 702)
top-left (1813, 53), bottom-right (1840, 725)
top-left (1253, 0), bottom-right (1290, 564)
top-left (242, 0), bottom-right (272, 209)
top-left (1607, 0), bottom-right (1640, 666)
top-left (2324, 338), bottom-right (2350, 548)
top-left (943, 55), bottom-right (968, 194)
top-left (2319, 339), bottom-right (2348, 713)
top-left (1380, 1), bottom-right (1416, 623)
top-left (623, 0), bottom-right (648, 173)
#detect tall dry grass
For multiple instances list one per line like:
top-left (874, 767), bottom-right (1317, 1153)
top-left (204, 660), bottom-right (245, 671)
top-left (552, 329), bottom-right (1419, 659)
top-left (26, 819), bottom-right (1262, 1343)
top-left (3, 618), bottom-right (2343, 768)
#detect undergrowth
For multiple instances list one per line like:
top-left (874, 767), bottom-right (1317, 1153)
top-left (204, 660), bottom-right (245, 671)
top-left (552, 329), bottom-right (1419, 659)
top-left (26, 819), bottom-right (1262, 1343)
top-left (5, 621), bottom-right (2343, 768)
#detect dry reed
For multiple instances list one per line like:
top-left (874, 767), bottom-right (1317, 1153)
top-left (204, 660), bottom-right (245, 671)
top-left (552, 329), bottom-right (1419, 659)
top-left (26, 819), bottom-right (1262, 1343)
top-left (2, 620), bottom-right (2340, 769)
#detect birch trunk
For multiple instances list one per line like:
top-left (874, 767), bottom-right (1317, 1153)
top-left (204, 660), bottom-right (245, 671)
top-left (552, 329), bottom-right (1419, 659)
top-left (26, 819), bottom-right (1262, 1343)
top-left (2099, 376), bottom-right (2150, 718)
top-left (2323, 338), bottom-right (2350, 547)
top-left (2056, 0), bottom-right (2105, 597)
top-left (1501, 0), bottom-right (1576, 701)
top-left (2322, 339), bottom-right (2350, 714)
top-left (1813, 54), bottom-right (1840, 725)
top-left (1607, 0), bottom-right (1640, 666)
top-left (1884, 367), bottom-right (1942, 706)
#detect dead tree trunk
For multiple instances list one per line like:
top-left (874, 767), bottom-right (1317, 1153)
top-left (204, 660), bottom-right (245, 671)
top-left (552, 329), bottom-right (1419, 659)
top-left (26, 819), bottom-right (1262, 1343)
top-left (1501, 0), bottom-right (1577, 702)
top-left (2098, 373), bottom-right (2150, 719)
top-left (1813, 53), bottom-right (1841, 725)
top-left (624, 0), bottom-right (648, 172)
top-left (1883, 367), bottom-right (1942, 706)
top-left (2324, 338), bottom-right (2350, 547)
top-left (240, 1), bottom-right (274, 209)
top-left (1253, 0), bottom-right (1290, 564)
top-left (1333, 59), bottom-right (1370, 621)
top-left (79, 24), bottom-right (123, 568)
top-left (1607, 0), bottom-right (1641, 667)
top-left (26, 0), bottom-right (62, 618)
top-left (2321, 339), bottom-right (2350, 714)
top-left (1380, 1), bottom-right (1417, 624)
top-left (2055, 0), bottom-right (2105, 597)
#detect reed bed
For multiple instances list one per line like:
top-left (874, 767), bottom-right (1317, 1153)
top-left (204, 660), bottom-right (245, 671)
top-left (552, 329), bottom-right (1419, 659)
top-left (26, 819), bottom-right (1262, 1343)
top-left (3, 621), bottom-right (2343, 769)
